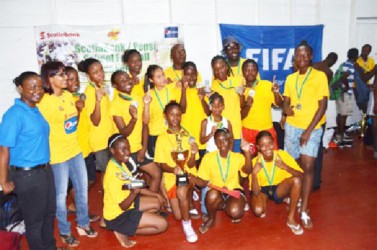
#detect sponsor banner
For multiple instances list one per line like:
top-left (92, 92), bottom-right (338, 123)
top-left (64, 115), bottom-right (78, 134)
top-left (219, 24), bottom-right (323, 91)
top-left (34, 24), bottom-right (183, 85)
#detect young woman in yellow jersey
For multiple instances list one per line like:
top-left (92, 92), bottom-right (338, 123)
top-left (39, 61), bottom-right (97, 247)
top-left (283, 41), bottom-right (329, 229)
top-left (210, 55), bottom-right (243, 152)
top-left (122, 49), bottom-right (144, 97)
top-left (111, 70), bottom-right (161, 193)
top-left (242, 131), bottom-right (304, 235)
top-left (104, 134), bottom-right (167, 248)
top-left (78, 58), bottom-right (115, 175)
top-left (65, 66), bottom-right (99, 222)
top-left (192, 128), bottom-right (251, 234)
top-left (154, 101), bottom-right (199, 243)
top-left (143, 65), bottom-right (182, 158)
top-left (241, 59), bottom-right (283, 152)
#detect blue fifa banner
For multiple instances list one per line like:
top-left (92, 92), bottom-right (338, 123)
top-left (219, 24), bottom-right (323, 91)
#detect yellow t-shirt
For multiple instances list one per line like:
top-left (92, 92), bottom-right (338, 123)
top-left (181, 87), bottom-right (207, 149)
top-left (84, 83), bottom-right (116, 152)
top-left (242, 80), bottom-right (275, 130)
top-left (198, 151), bottom-right (245, 190)
top-left (356, 57), bottom-right (375, 84)
top-left (242, 150), bottom-right (303, 190)
top-left (111, 93), bottom-right (143, 153)
top-left (154, 131), bottom-right (198, 191)
top-left (211, 76), bottom-right (242, 139)
top-left (148, 84), bottom-right (180, 136)
top-left (38, 91), bottom-right (81, 164)
top-left (283, 67), bottom-right (329, 129)
top-left (103, 159), bottom-right (135, 220)
top-left (164, 66), bottom-right (203, 85)
top-left (73, 95), bottom-right (92, 158)
top-left (130, 74), bottom-right (145, 97)
top-left (228, 58), bottom-right (260, 80)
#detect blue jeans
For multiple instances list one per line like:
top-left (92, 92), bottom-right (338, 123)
top-left (201, 186), bottom-right (209, 215)
top-left (52, 153), bottom-right (89, 235)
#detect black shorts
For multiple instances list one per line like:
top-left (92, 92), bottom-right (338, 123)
top-left (222, 189), bottom-right (246, 202)
top-left (105, 195), bottom-right (143, 236)
top-left (126, 152), bottom-right (153, 175)
top-left (260, 185), bottom-right (284, 203)
top-left (146, 135), bottom-right (158, 159)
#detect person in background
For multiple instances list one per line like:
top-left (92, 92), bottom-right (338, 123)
top-left (222, 36), bottom-right (246, 78)
top-left (164, 43), bottom-right (203, 86)
top-left (282, 41), bottom-right (328, 230)
top-left (122, 49), bottom-right (145, 97)
top-left (312, 52), bottom-right (338, 82)
top-left (39, 61), bottom-right (97, 247)
top-left (356, 44), bottom-right (375, 83)
top-left (0, 72), bottom-right (56, 250)
top-left (335, 48), bottom-right (358, 148)
top-left (311, 52), bottom-right (338, 190)
top-left (104, 134), bottom-right (167, 248)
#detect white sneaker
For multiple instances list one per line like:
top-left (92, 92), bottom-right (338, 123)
top-left (182, 222), bottom-right (198, 243)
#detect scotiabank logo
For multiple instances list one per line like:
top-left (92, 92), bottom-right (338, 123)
top-left (39, 31), bottom-right (80, 40)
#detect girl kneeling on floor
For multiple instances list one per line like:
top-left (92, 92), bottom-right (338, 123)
top-left (193, 128), bottom-right (251, 234)
top-left (242, 130), bottom-right (304, 235)
top-left (103, 134), bottom-right (168, 248)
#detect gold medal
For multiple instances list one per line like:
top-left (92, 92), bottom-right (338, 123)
top-left (295, 103), bottom-right (302, 110)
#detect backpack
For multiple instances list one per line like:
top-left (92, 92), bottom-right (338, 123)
top-left (0, 193), bottom-right (23, 232)
top-left (329, 63), bottom-right (344, 100)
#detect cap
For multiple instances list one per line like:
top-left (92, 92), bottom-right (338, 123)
top-left (222, 36), bottom-right (241, 49)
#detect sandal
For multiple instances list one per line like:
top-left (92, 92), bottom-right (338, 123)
top-left (60, 234), bottom-right (80, 247)
top-left (287, 222), bottom-right (304, 235)
top-left (89, 214), bottom-right (100, 222)
top-left (76, 226), bottom-right (98, 238)
top-left (301, 211), bottom-right (313, 229)
top-left (231, 218), bottom-right (242, 224)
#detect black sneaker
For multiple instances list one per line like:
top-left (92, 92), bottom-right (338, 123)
top-left (338, 141), bottom-right (352, 148)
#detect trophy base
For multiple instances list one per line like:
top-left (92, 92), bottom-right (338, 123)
top-left (122, 181), bottom-right (148, 190)
top-left (176, 173), bottom-right (189, 186)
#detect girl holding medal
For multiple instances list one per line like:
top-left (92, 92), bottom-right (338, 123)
top-left (154, 101), bottom-right (199, 243)
top-left (143, 65), bottom-right (181, 158)
top-left (104, 134), bottom-right (168, 248)
top-left (241, 59), bottom-right (283, 152)
top-left (282, 41), bottom-right (329, 229)
top-left (242, 131), bottom-right (304, 235)
top-left (192, 128), bottom-right (251, 234)
top-left (111, 70), bottom-right (162, 193)
top-left (78, 58), bottom-right (116, 175)
top-left (210, 55), bottom-right (243, 152)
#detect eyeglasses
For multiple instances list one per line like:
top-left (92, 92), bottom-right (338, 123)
top-left (55, 72), bottom-right (67, 77)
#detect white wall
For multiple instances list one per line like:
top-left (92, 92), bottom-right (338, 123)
top-left (0, 0), bottom-right (376, 120)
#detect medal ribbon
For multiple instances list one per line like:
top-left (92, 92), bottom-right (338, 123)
top-left (295, 67), bottom-right (312, 101)
top-left (118, 93), bottom-right (133, 101)
top-left (216, 153), bottom-right (231, 184)
top-left (260, 153), bottom-right (276, 186)
top-left (210, 116), bottom-right (223, 129)
top-left (172, 66), bottom-right (181, 81)
top-left (218, 79), bottom-right (234, 90)
top-left (153, 87), bottom-right (169, 111)
top-left (111, 158), bottom-right (131, 179)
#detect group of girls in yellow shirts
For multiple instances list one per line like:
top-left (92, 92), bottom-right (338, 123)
top-left (46, 40), bottom-right (326, 247)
